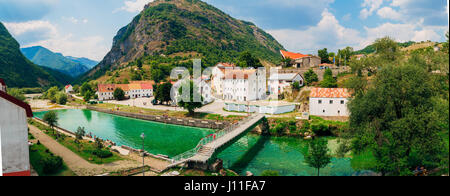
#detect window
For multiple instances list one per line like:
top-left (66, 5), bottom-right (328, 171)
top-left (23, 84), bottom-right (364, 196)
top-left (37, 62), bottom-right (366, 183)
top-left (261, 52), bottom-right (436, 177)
top-left (319, 100), bottom-right (322, 104)
top-left (323, 110), bottom-right (326, 113)
top-left (330, 100), bottom-right (333, 104)
top-left (341, 100), bottom-right (345, 104)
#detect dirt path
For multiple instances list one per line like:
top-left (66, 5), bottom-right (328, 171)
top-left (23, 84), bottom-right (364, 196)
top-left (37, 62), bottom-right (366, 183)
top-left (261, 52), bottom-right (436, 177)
top-left (29, 125), bottom-right (170, 176)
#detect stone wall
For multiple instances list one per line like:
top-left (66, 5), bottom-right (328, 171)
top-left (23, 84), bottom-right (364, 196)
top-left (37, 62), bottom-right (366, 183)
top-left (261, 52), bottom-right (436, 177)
top-left (86, 106), bottom-right (230, 130)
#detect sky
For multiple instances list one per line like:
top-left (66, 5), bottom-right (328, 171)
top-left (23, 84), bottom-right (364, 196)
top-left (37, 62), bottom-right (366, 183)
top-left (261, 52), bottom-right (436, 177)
top-left (0, 0), bottom-right (448, 60)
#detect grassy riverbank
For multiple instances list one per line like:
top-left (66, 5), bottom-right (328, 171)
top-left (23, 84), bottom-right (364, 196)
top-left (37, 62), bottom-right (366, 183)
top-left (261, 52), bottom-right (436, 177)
top-left (28, 119), bottom-right (123, 164)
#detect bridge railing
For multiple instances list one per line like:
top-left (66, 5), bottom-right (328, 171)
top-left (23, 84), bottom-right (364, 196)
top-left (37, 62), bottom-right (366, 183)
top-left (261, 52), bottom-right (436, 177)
top-left (170, 114), bottom-right (261, 163)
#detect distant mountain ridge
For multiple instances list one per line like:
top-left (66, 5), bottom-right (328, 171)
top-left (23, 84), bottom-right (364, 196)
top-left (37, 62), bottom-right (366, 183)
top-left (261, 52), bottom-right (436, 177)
top-left (66, 56), bottom-right (98, 69)
top-left (0, 22), bottom-right (63, 88)
top-left (79, 0), bottom-right (285, 82)
top-left (20, 46), bottom-right (94, 77)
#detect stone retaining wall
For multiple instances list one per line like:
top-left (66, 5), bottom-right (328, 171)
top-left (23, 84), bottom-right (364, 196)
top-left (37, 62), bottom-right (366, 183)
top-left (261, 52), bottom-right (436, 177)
top-left (86, 106), bottom-right (230, 130)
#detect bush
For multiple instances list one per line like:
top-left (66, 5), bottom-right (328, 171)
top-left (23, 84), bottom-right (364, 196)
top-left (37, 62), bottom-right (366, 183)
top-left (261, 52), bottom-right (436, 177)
top-left (56, 92), bottom-right (67, 105)
top-left (93, 149), bottom-right (113, 158)
top-left (311, 123), bottom-right (331, 136)
top-left (42, 156), bottom-right (63, 174)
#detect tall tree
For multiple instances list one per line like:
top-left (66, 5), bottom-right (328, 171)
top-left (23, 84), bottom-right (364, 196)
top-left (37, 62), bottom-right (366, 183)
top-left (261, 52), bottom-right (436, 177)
top-left (348, 63), bottom-right (447, 176)
top-left (113, 88), bottom-right (125, 100)
top-left (43, 111), bottom-right (58, 135)
top-left (304, 139), bottom-right (332, 176)
top-left (155, 82), bottom-right (173, 105)
top-left (318, 48), bottom-right (331, 64)
top-left (177, 80), bottom-right (204, 116)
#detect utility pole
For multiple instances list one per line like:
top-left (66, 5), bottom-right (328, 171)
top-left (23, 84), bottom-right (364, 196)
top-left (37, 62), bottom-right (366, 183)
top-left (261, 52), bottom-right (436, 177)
top-left (140, 133), bottom-right (146, 176)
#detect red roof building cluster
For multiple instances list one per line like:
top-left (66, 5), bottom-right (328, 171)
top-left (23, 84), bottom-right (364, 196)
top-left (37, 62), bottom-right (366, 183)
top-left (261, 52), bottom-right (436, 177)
top-left (97, 82), bottom-right (153, 93)
top-left (310, 88), bottom-right (351, 98)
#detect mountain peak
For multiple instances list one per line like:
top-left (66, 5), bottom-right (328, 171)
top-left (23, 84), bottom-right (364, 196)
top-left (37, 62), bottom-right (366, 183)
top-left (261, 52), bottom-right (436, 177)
top-left (81, 0), bottom-right (284, 81)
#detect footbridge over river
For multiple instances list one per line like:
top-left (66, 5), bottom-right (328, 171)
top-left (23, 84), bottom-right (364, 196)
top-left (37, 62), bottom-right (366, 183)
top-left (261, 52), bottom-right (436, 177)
top-left (168, 114), bottom-right (266, 168)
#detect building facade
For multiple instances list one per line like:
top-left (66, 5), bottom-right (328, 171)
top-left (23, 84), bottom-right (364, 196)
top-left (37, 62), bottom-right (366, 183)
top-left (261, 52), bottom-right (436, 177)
top-left (309, 88), bottom-right (351, 117)
top-left (268, 73), bottom-right (304, 95)
top-left (280, 50), bottom-right (321, 68)
top-left (0, 79), bottom-right (32, 176)
top-left (222, 68), bottom-right (266, 102)
top-left (97, 82), bottom-right (154, 101)
top-left (211, 63), bottom-right (235, 96)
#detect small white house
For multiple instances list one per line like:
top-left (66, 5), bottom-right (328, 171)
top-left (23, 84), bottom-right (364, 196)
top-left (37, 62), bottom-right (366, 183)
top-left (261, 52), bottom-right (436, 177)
top-left (309, 88), bottom-right (351, 117)
top-left (268, 73), bottom-right (304, 95)
top-left (0, 78), bottom-right (32, 176)
top-left (65, 85), bottom-right (73, 94)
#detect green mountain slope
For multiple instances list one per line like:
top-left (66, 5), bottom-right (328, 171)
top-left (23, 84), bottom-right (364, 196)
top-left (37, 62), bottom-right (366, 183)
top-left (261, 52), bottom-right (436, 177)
top-left (79, 0), bottom-right (285, 82)
top-left (0, 22), bottom-right (61, 88)
top-left (21, 46), bottom-right (90, 77)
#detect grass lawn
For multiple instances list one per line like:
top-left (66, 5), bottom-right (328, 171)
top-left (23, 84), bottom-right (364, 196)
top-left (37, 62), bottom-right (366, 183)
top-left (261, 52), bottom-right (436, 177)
top-left (29, 119), bottom-right (123, 164)
top-left (29, 142), bottom-right (76, 176)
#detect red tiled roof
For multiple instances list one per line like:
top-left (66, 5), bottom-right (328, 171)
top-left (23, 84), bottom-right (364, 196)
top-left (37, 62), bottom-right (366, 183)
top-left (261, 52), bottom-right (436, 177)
top-left (140, 83), bottom-right (153, 90)
top-left (0, 90), bottom-right (33, 117)
top-left (98, 84), bottom-right (115, 93)
top-left (65, 85), bottom-right (72, 89)
top-left (310, 88), bottom-right (351, 98)
top-left (280, 50), bottom-right (308, 60)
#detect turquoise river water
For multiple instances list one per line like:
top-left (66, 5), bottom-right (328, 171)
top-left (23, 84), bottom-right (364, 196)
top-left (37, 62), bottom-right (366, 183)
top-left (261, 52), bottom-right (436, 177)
top-left (34, 109), bottom-right (363, 176)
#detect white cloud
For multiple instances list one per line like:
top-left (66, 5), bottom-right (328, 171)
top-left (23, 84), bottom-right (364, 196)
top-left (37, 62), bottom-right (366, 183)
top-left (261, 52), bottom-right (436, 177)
top-left (62, 16), bottom-right (88, 24)
top-left (267, 9), bottom-right (446, 54)
top-left (268, 9), bottom-right (363, 54)
top-left (4, 20), bottom-right (57, 37)
top-left (117, 0), bottom-right (154, 13)
top-left (377, 7), bottom-right (403, 21)
top-left (4, 20), bottom-right (107, 60)
top-left (360, 0), bottom-right (384, 19)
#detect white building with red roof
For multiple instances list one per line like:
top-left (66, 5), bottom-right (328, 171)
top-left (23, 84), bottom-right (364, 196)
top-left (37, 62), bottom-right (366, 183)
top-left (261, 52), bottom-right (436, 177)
top-left (280, 50), bottom-right (321, 68)
top-left (97, 81), bottom-right (154, 101)
top-left (65, 85), bottom-right (73, 93)
top-left (309, 88), bottom-right (351, 117)
top-left (0, 78), bottom-right (32, 176)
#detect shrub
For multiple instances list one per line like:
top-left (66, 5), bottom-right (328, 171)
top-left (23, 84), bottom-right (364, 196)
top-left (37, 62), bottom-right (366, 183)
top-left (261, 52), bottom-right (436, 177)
top-left (93, 149), bottom-right (113, 158)
top-left (42, 156), bottom-right (63, 174)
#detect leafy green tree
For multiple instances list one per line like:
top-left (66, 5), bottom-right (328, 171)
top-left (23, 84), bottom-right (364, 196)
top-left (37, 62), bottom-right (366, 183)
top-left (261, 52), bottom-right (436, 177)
top-left (237, 51), bottom-right (263, 68)
top-left (443, 31), bottom-right (449, 54)
top-left (73, 85), bottom-right (80, 93)
top-left (281, 57), bottom-right (293, 68)
top-left (43, 111), bottom-right (58, 135)
top-left (292, 81), bottom-right (301, 91)
top-left (113, 88), bottom-right (126, 101)
top-left (155, 82), bottom-right (173, 105)
top-left (75, 126), bottom-right (86, 141)
top-left (348, 63), bottom-right (447, 176)
top-left (373, 37), bottom-right (401, 61)
top-left (55, 92), bottom-right (67, 105)
top-left (7, 88), bottom-right (26, 102)
top-left (337, 47), bottom-right (354, 66)
top-left (83, 90), bottom-right (94, 102)
top-left (45, 86), bottom-right (59, 103)
top-left (80, 82), bottom-right (93, 97)
top-left (304, 69), bottom-right (319, 86)
top-left (320, 69), bottom-right (337, 88)
top-left (304, 139), bottom-right (332, 176)
top-left (318, 48), bottom-right (331, 64)
top-left (137, 58), bottom-right (143, 70)
top-left (177, 80), bottom-right (204, 116)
